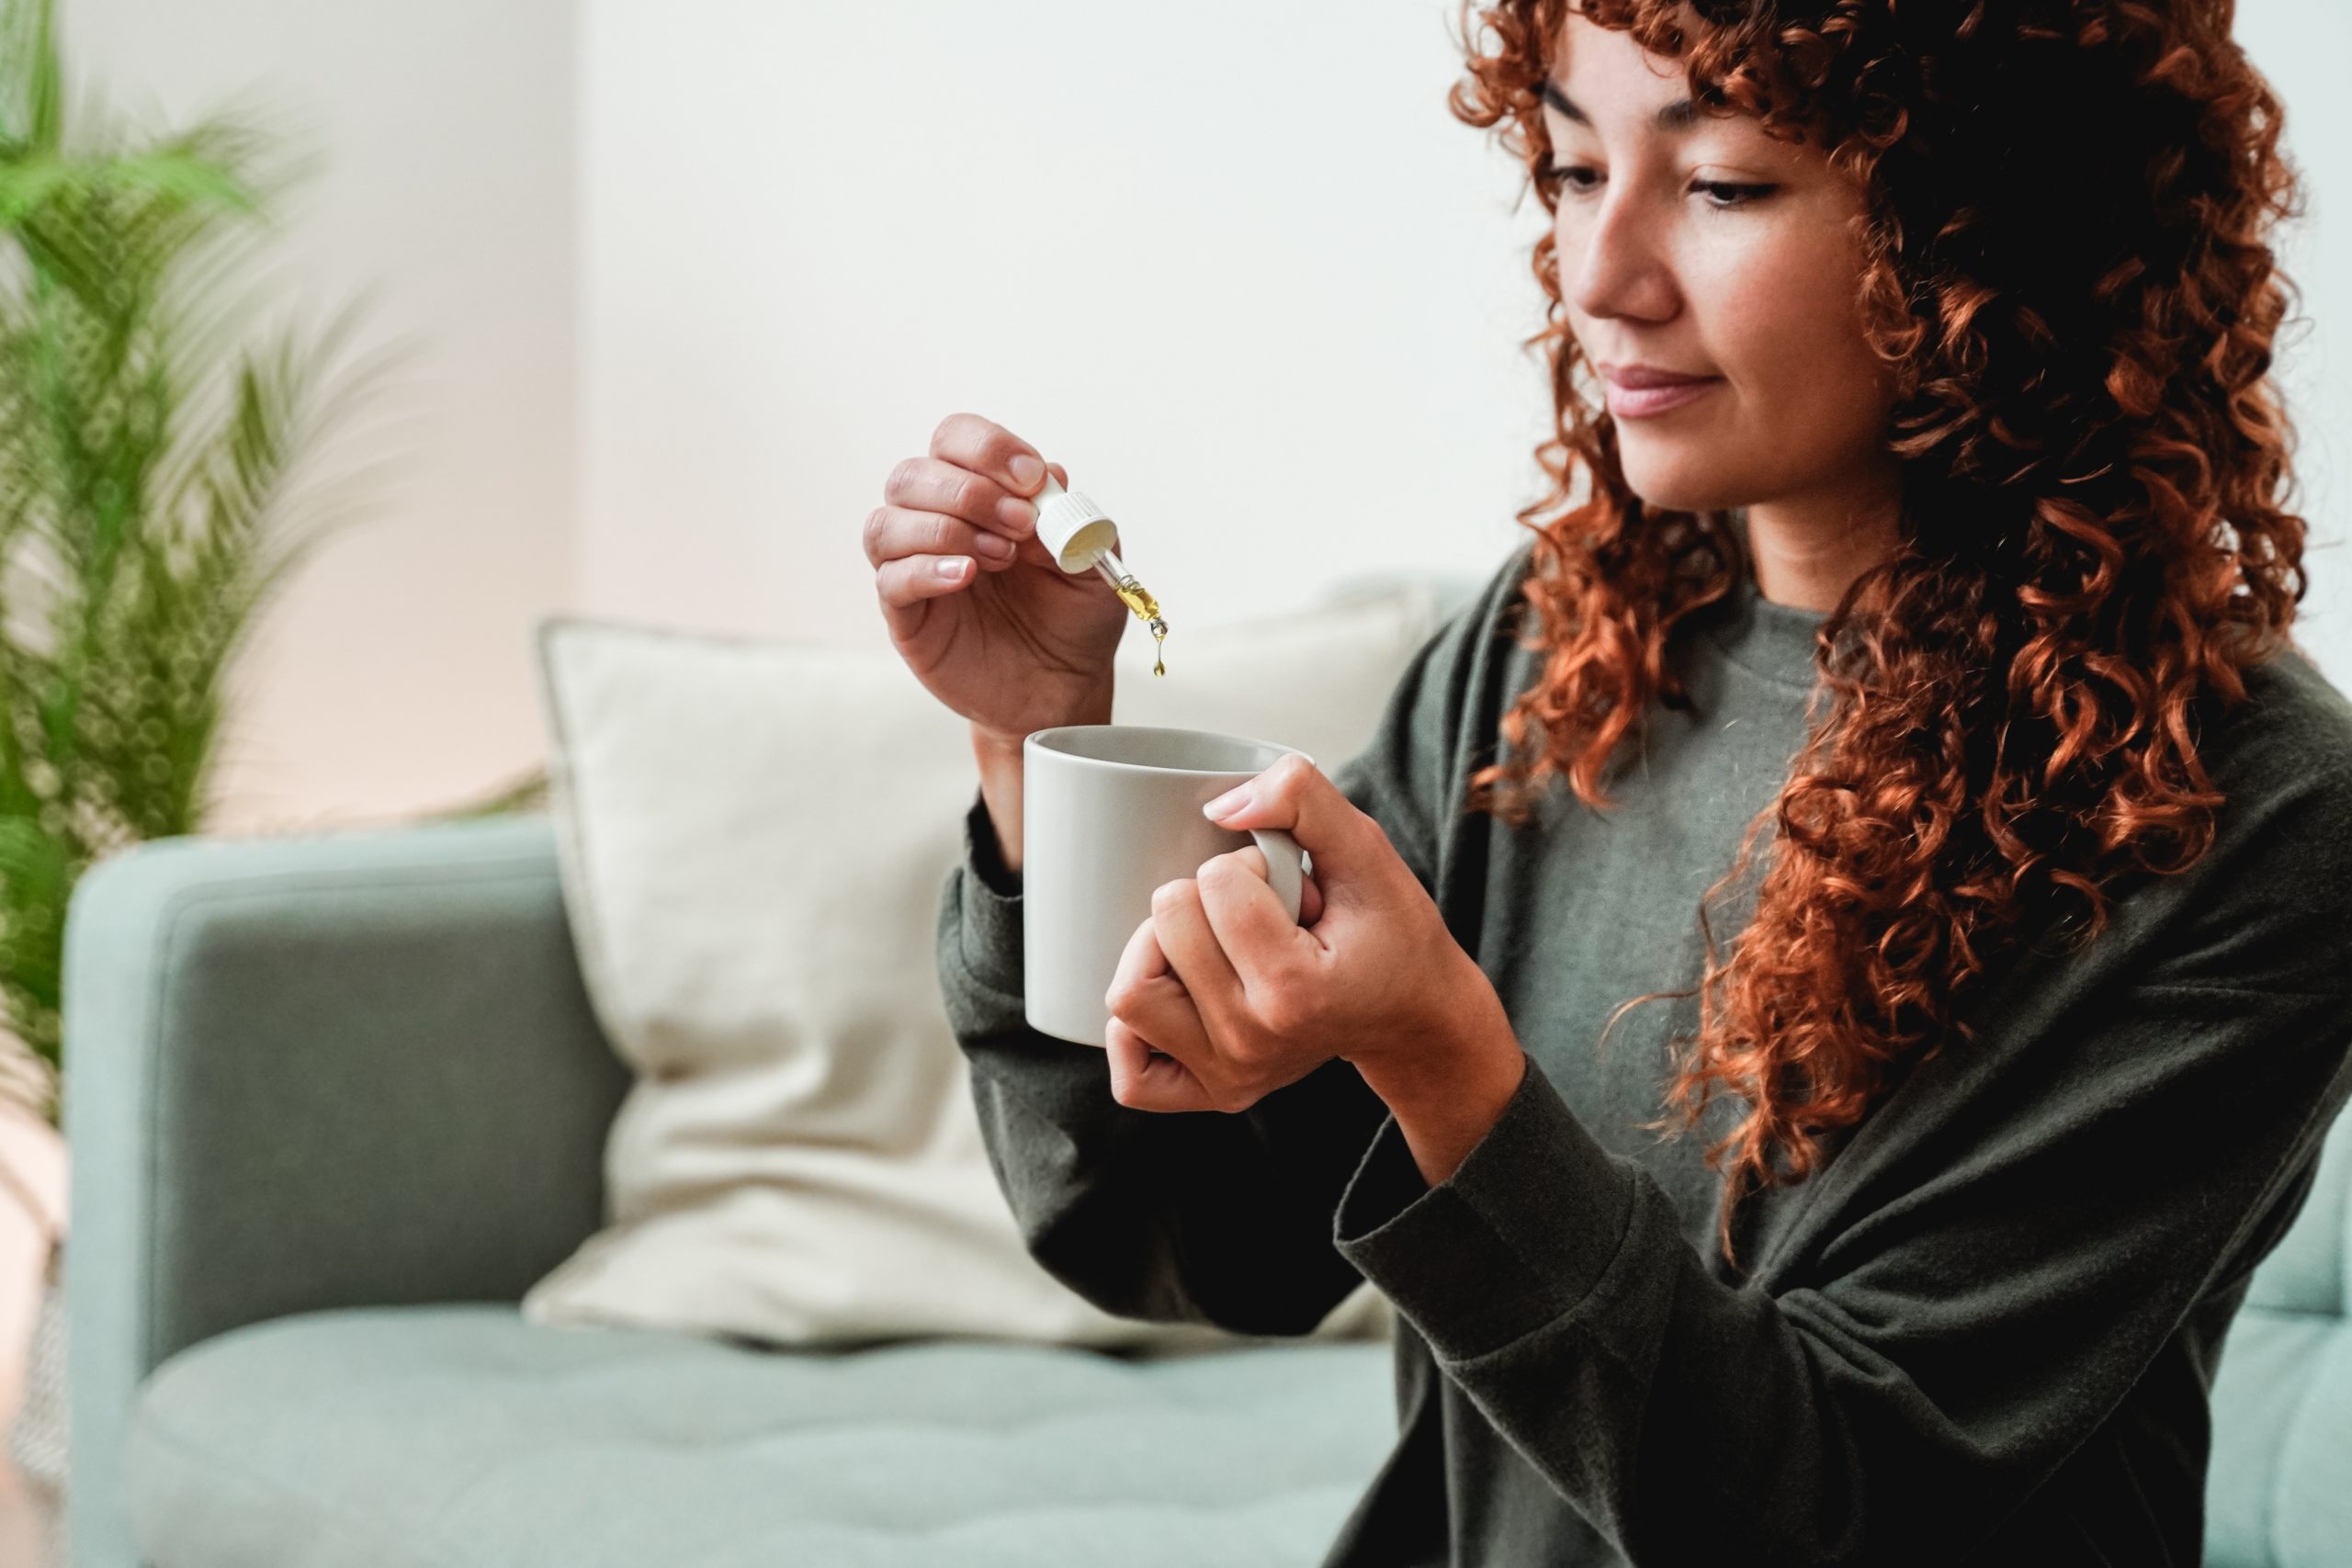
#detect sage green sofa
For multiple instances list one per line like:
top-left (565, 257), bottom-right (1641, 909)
top-left (61, 789), bottom-right (2352, 1566)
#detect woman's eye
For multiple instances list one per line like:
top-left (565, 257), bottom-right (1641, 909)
top-left (1538, 162), bottom-right (1775, 209)
top-left (1539, 160), bottom-right (1599, 192)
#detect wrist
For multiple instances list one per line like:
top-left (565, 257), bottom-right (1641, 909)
top-left (970, 732), bottom-right (1024, 773)
top-left (1349, 958), bottom-right (1509, 1096)
top-left (1354, 1016), bottom-right (1519, 1112)
top-left (1351, 975), bottom-right (1525, 1188)
top-left (971, 731), bottom-right (1026, 875)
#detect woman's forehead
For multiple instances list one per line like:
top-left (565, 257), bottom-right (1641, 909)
top-left (1550, 8), bottom-right (1714, 107)
top-left (1545, 15), bottom-right (1824, 162)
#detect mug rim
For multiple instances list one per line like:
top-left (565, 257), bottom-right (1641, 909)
top-left (1025, 724), bottom-right (1314, 777)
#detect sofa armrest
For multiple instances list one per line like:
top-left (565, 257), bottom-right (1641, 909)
top-left (64, 811), bottom-right (629, 1554)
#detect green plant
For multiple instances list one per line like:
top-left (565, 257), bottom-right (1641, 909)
top-left (420, 761), bottom-right (551, 822)
top-left (0, 0), bottom-right (395, 1123)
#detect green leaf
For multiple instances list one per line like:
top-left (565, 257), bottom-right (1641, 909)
top-left (0, 0), bottom-right (399, 1123)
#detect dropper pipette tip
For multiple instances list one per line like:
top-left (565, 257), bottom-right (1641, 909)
top-left (1092, 551), bottom-right (1168, 638)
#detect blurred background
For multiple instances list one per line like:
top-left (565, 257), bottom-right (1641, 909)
top-left (0, 0), bottom-right (2346, 1547)
top-left (41, 0), bottom-right (2352, 834)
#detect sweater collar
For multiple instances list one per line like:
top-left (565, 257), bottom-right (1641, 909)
top-left (1696, 509), bottom-right (1829, 693)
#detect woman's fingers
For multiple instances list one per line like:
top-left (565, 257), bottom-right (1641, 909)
top-left (887, 452), bottom-right (1039, 544)
top-left (1106, 908), bottom-right (1172, 1008)
top-left (1105, 1017), bottom-right (1216, 1112)
top-left (872, 551), bottom-right (976, 615)
top-left (1104, 915), bottom-right (1218, 1099)
top-left (865, 503), bottom-right (1021, 575)
top-left (927, 412), bottom-right (1050, 508)
top-left (1190, 847), bottom-right (1321, 1009)
top-left (1149, 875), bottom-right (1250, 1033)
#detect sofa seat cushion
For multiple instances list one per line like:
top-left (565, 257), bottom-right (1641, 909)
top-left (123, 1303), bottom-right (1396, 1568)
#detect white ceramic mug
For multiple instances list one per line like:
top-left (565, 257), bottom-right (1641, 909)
top-left (1023, 725), bottom-right (1314, 1048)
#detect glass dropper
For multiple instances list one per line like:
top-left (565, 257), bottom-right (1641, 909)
top-left (1023, 468), bottom-right (1172, 674)
top-left (1091, 549), bottom-right (1168, 640)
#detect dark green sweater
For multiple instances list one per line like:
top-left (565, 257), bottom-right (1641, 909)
top-left (933, 539), bottom-right (2352, 1565)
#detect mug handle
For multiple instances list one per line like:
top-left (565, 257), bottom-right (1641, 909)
top-left (1248, 828), bottom-right (1307, 925)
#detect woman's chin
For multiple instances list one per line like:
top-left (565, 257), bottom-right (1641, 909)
top-left (1620, 473), bottom-right (1744, 520)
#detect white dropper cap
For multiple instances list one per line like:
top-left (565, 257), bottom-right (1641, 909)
top-left (1028, 473), bottom-right (1120, 574)
top-left (1028, 472), bottom-right (1165, 638)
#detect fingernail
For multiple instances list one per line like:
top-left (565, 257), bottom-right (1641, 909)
top-left (997, 496), bottom-right (1037, 533)
top-left (976, 532), bottom-right (1015, 559)
top-left (935, 558), bottom-right (967, 580)
top-left (1203, 785), bottom-right (1250, 820)
top-left (1009, 454), bottom-right (1044, 490)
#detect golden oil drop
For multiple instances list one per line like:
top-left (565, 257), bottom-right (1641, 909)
top-left (1103, 567), bottom-right (1170, 677)
top-left (1020, 468), bottom-right (1170, 675)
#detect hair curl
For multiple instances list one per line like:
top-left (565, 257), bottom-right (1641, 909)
top-left (1447, 0), bottom-right (2312, 1273)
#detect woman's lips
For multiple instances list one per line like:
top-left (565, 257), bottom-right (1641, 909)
top-left (1606, 376), bottom-right (1722, 418)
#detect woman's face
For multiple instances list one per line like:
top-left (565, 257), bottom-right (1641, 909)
top-left (1544, 10), bottom-right (1896, 518)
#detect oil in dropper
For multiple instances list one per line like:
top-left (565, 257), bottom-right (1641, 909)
top-left (1091, 550), bottom-right (1169, 676)
top-left (1019, 468), bottom-right (1170, 675)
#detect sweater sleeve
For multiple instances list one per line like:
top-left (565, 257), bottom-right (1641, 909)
top-left (934, 789), bottom-right (1385, 1335)
top-left (1325, 719), bottom-right (2352, 1563)
top-left (933, 561), bottom-right (1521, 1336)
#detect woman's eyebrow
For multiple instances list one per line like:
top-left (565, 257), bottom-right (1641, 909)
top-left (1541, 78), bottom-right (1703, 135)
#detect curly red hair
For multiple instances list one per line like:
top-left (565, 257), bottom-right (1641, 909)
top-left (1447, 0), bottom-right (2312, 1273)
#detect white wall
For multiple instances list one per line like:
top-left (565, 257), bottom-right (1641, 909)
top-left (580, 0), bottom-right (2351, 672)
top-left (59, 0), bottom-right (578, 834)
top-left (2239, 1), bottom-right (2351, 668)
top-left (575, 0), bottom-right (1554, 655)
top-left (39, 0), bottom-right (2352, 831)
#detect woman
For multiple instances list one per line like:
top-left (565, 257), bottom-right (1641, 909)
top-left (867, 1), bottom-right (2351, 1562)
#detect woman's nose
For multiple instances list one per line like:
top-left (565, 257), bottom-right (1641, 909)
top-left (1563, 197), bottom-right (1681, 323)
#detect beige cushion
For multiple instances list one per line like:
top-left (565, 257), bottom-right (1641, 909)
top-left (520, 582), bottom-right (1442, 1351)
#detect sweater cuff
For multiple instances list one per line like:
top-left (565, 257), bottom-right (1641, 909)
top-left (956, 788), bottom-right (1025, 998)
top-left (1331, 1053), bottom-right (1637, 1362)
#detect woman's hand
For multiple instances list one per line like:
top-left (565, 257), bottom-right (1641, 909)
top-left (865, 412), bottom-right (1129, 748)
top-left (1102, 752), bottom-right (1521, 1135)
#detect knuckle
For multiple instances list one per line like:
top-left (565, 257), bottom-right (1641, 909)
top-left (1106, 969), bottom-right (1148, 1015)
top-left (1199, 850), bottom-right (1260, 890)
top-left (887, 457), bottom-right (917, 499)
top-left (931, 412), bottom-right (968, 450)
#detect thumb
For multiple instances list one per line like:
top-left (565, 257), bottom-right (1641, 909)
top-left (1203, 753), bottom-right (1378, 889)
